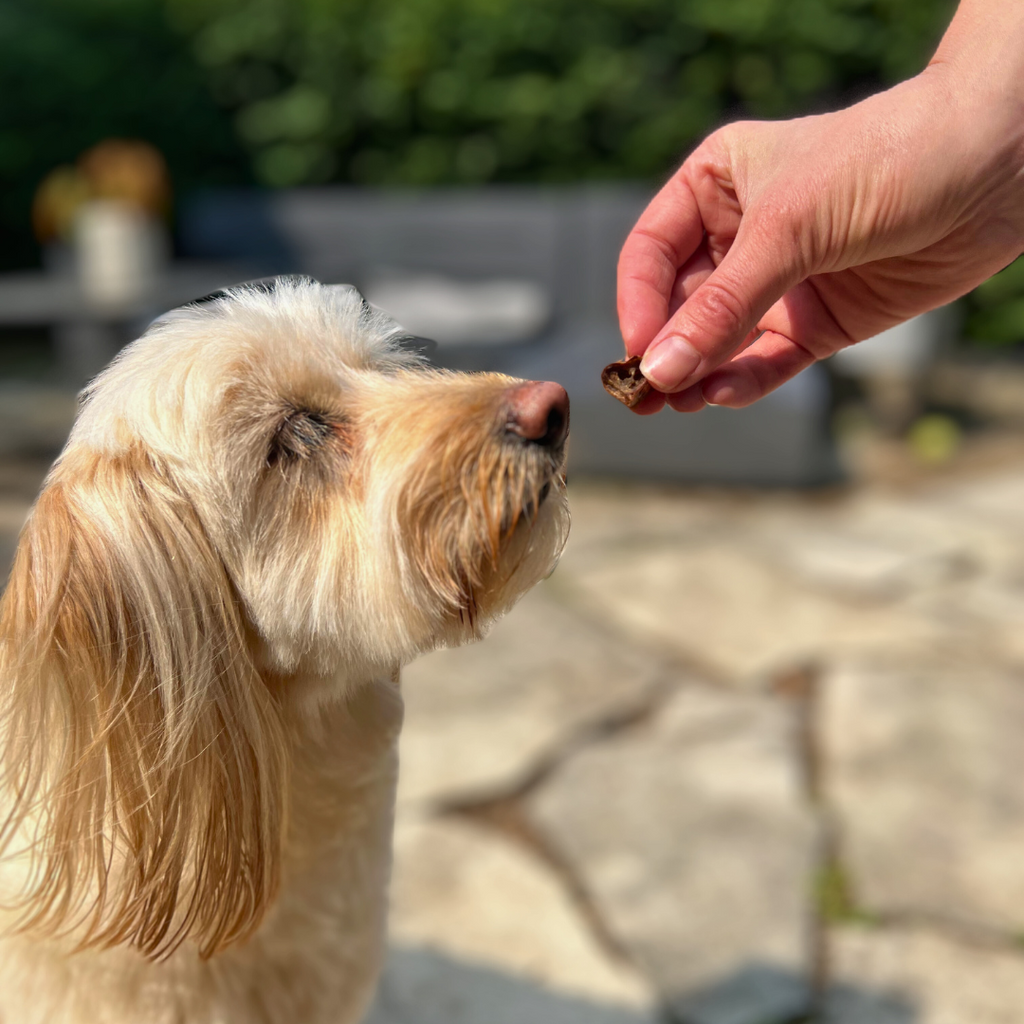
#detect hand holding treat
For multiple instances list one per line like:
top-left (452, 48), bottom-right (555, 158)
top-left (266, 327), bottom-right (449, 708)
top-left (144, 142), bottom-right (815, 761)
top-left (613, 0), bottom-right (1024, 415)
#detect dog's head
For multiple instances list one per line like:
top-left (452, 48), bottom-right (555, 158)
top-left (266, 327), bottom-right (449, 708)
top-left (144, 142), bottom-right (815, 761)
top-left (0, 277), bottom-right (568, 959)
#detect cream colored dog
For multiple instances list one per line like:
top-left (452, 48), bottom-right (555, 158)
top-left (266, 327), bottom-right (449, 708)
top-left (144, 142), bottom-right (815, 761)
top-left (0, 278), bottom-right (569, 1024)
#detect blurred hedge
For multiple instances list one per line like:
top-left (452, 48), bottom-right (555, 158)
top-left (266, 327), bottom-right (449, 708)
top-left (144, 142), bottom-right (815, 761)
top-left (965, 256), bottom-right (1024, 347)
top-left (9, 0), bottom-right (1022, 346)
top-left (166, 0), bottom-right (956, 188)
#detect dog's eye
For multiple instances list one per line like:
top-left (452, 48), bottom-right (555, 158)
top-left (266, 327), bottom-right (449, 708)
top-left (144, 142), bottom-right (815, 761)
top-left (268, 409), bottom-right (347, 467)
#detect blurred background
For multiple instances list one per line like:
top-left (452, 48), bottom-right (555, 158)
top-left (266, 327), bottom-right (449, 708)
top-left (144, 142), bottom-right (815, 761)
top-left (5, 1), bottom-right (1024, 1022)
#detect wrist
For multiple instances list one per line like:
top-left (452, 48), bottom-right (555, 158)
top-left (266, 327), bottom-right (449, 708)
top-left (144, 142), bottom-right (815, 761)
top-left (925, 1), bottom-right (1024, 176)
top-left (908, 61), bottom-right (1024, 233)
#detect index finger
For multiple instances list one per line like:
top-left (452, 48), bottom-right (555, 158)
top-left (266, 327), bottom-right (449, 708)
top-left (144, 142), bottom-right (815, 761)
top-left (617, 174), bottom-right (705, 358)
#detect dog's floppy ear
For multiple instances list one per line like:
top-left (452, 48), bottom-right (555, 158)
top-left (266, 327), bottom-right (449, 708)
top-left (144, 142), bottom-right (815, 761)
top-left (0, 447), bottom-right (286, 960)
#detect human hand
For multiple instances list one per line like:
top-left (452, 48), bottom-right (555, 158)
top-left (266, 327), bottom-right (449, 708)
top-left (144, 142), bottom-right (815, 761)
top-left (617, 14), bottom-right (1024, 414)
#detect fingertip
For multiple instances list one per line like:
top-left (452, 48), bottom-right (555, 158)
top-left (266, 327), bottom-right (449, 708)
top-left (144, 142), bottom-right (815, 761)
top-left (639, 337), bottom-right (702, 393)
top-left (630, 389), bottom-right (667, 416)
top-left (700, 329), bottom-right (816, 407)
top-left (619, 327), bottom-right (648, 361)
top-left (666, 384), bottom-right (707, 413)
top-left (702, 372), bottom-right (753, 408)
top-left (618, 303), bottom-right (663, 360)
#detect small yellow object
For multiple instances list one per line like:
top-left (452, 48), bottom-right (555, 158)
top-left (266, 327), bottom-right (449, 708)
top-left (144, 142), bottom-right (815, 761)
top-left (32, 166), bottom-right (91, 243)
top-left (908, 413), bottom-right (961, 465)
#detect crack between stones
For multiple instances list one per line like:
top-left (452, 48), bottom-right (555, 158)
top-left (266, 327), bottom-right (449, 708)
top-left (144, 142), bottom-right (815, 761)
top-left (430, 643), bottom-right (857, 1022)
top-left (771, 661), bottom-right (830, 1021)
top-left (444, 796), bottom-right (638, 969)
top-left (434, 677), bottom-right (680, 974)
top-left (776, 658), bottom-right (1024, 1024)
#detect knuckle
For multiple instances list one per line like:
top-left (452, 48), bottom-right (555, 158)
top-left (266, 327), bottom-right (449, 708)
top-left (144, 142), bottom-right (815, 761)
top-left (694, 278), bottom-right (750, 342)
top-left (629, 226), bottom-right (686, 271)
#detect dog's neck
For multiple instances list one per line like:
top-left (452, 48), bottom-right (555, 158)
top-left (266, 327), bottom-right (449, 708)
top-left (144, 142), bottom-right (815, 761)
top-left (279, 664), bottom-right (405, 851)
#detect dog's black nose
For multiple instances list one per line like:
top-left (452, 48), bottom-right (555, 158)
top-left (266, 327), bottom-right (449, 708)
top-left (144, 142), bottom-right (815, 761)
top-left (505, 381), bottom-right (570, 448)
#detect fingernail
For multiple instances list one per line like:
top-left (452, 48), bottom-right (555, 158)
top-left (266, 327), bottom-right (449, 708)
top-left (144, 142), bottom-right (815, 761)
top-left (640, 338), bottom-right (702, 391)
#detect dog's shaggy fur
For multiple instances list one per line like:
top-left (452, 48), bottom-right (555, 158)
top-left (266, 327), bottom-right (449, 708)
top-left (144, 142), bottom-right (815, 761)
top-left (0, 279), bottom-right (569, 1024)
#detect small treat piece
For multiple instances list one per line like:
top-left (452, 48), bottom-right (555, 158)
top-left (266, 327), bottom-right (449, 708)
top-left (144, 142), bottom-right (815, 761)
top-left (601, 355), bottom-right (652, 409)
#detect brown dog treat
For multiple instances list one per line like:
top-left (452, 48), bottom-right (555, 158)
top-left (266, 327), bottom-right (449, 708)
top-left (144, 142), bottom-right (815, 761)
top-left (601, 356), bottom-right (652, 409)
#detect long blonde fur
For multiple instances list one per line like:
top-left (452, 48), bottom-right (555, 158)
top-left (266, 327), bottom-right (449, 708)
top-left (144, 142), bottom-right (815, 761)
top-left (0, 444), bottom-right (286, 960)
top-left (0, 278), bottom-right (568, 1024)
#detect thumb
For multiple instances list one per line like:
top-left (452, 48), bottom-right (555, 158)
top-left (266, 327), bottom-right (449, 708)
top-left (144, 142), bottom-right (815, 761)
top-left (638, 230), bottom-right (797, 393)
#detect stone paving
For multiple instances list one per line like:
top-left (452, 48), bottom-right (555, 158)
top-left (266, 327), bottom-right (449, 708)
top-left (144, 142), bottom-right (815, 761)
top-left (380, 452), bottom-right (1024, 1024)
top-left (6, 394), bottom-right (1024, 1023)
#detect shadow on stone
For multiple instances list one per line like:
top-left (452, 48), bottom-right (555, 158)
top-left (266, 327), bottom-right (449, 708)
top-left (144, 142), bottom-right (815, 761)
top-left (665, 963), bottom-right (809, 1024)
top-left (664, 962), bottom-right (918, 1024)
top-left (823, 978), bottom-right (918, 1024)
top-left (363, 945), bottom-right (658, 1024)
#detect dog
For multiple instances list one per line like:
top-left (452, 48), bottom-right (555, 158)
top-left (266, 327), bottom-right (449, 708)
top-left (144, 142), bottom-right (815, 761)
top-left (0, 277), bottom-right (569, 1024)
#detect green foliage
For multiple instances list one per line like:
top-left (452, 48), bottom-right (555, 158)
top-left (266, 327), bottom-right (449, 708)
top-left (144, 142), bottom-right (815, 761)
top-left (0, 0), bottom-right (964, 284)
top-left (965, 256), bottom-right (1024, 346)
top-left (0, 0), bottom-right (249, 269)
top-left (164, 0), bottom-right (956, 188)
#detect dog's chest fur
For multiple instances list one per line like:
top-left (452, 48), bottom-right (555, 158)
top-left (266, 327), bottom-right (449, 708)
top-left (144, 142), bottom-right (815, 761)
top-left (0, 674), bottom-right (403, 1024)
